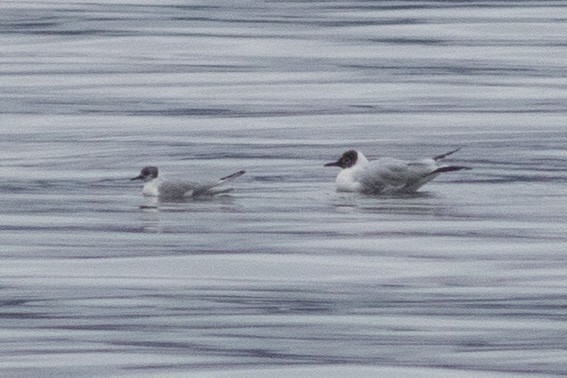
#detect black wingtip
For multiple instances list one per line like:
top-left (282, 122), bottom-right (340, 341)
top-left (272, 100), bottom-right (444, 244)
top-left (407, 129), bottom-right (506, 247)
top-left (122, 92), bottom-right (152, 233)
top-left (433, 147), bottom-right (464, 161)
top-left (430, 166), bottom-right (472, 175)
top-left (220, 170), bottom-right (246, 181)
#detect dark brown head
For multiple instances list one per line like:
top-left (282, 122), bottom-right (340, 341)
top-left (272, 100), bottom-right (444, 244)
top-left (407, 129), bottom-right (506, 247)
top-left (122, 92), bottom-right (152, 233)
top-left (131, 166), bottom-right (159, 182)
top-left (324, 150), bottom-right (358, 169)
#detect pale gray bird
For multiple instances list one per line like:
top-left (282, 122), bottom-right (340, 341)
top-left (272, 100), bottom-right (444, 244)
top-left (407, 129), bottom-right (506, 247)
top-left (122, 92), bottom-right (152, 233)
top-left (131, 166), bottom-right (245, 200)
top-left (324, 147), bottom-right (470, 194)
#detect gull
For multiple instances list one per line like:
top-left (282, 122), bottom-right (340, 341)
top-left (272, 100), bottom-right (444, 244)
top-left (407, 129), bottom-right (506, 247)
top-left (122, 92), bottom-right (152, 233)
top-left (131, 166), bottom-right (245, 200)
top-left (324, 147), bottom-right (470, 194)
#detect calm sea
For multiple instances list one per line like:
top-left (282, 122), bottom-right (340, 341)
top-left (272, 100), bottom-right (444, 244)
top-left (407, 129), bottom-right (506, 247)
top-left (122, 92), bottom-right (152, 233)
top-left (0, 0), bottom-right (566, 376)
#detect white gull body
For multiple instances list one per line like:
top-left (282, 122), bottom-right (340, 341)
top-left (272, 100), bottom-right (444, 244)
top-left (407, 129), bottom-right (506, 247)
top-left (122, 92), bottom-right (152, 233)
top-left (325, 148), bottom-right (470, 194)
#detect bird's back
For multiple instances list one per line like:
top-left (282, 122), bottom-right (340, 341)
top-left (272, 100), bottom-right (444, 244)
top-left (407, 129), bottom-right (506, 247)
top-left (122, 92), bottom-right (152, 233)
top-left (158, 177), bottom-right (235, 199)
top-left (358, 157), bottom-right (438, 193)
top-left (157, 180), bottom-right (200, 199)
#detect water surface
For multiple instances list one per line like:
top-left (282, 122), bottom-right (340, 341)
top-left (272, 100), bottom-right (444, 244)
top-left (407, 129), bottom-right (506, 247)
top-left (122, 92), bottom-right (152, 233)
top-left (0, 0), bottom-right (566, 376)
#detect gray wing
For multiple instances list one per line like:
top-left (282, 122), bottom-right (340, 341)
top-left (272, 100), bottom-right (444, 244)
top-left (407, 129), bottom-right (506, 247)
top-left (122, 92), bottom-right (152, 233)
top-left (358, 158), bottom-right (437, 193)
top-left (158, 180), bottom-right (200, 199)
top-left (158, 170), bottom-right (245, 199)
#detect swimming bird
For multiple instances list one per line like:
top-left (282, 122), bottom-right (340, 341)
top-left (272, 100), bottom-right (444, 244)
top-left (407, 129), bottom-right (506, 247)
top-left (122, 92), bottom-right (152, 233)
top-left (131, 166), bottom-right (245, 200)
top-left (324, 147), bottom-right (470, 194)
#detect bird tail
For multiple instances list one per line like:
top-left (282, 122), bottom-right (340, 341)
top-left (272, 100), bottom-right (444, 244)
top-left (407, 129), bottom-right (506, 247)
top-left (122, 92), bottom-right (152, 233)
top-left (219, 170), bottom-right (246, 183)
top-left (433, 147), bottom-right (463, 161)
top-left (429, 166), bottom-right (472, 175)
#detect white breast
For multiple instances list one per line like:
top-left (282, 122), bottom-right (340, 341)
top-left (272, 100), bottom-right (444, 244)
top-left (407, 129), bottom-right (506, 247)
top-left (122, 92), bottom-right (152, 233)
top-left (335, 168), bottom-right (362, 192)
top-left (142, 179), bottom-right (160, 196)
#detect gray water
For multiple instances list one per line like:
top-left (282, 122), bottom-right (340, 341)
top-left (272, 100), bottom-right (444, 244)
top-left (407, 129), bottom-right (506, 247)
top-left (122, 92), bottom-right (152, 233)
top-left (1, 0), bottom-right (566, 376)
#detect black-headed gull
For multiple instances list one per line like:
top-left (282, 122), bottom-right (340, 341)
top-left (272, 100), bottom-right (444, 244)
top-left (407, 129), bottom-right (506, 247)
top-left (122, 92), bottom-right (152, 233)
top-left (324, 147), bottom-right (470, 194)
top-left (131, 166), bottom-right (245, 199)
